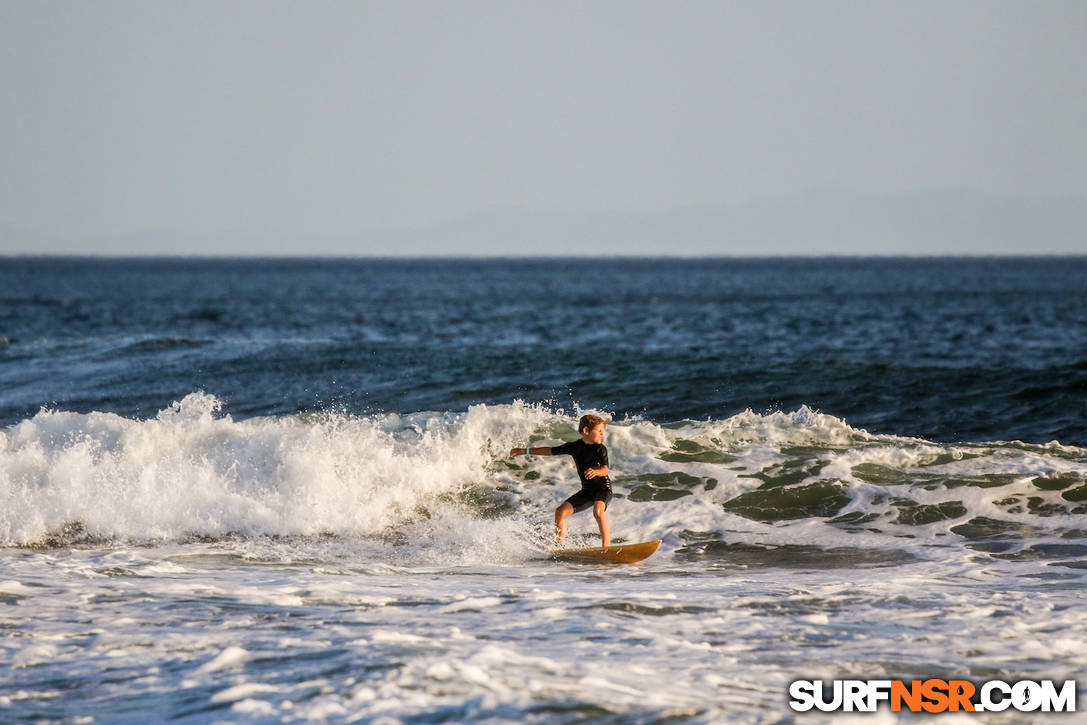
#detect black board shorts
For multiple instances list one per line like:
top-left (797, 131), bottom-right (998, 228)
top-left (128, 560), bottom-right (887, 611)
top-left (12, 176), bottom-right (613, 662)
top-left (564, 484), bottom-right (613, 514)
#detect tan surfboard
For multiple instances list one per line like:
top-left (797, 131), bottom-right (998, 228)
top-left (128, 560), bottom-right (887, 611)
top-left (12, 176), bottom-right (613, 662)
top-left (548, 539), bottom-right (662, 564)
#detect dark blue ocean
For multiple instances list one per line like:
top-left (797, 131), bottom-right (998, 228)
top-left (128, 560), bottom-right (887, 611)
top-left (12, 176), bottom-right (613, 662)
top-left (2, 256), bottom-right (1087, 723)
top-left (1, 257), bottom-right (1084, 443)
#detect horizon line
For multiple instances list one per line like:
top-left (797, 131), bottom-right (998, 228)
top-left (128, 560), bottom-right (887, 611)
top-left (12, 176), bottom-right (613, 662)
top-left (2, 252), bottom-right (1086, 261)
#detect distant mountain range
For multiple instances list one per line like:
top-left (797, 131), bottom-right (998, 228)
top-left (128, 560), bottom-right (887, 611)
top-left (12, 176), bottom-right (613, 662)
top-left (3, 189), bottom-right (1085, 256)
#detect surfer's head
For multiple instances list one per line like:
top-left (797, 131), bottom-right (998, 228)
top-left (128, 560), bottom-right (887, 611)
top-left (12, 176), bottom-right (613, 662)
top-left (578, 414), bottom-right (607, 444)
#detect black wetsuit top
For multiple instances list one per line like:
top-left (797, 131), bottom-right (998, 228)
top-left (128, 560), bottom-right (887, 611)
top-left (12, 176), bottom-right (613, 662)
top-left (552, 440), bottom-right (613, 512)
top-left (551, 440), bottom-right (610, 486)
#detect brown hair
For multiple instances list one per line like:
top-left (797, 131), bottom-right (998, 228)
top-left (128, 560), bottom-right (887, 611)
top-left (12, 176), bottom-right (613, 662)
top-left (578, 414), bottom-right (607, 434)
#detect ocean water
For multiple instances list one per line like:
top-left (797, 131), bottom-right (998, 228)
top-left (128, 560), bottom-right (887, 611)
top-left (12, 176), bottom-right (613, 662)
top-left (1, 257), bottom-right (1086, 723)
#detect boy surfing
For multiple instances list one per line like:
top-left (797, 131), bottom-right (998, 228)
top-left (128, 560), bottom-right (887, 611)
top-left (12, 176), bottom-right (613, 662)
top-left (510, 414), bottom-right (611, 547)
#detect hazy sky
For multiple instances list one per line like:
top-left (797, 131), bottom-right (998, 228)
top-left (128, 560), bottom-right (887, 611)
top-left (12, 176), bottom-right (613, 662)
top-left (2, 1), bottom-right (1086, 254)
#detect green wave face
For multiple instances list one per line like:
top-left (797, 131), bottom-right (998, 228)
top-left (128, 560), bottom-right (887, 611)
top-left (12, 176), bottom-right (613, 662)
top-left (497, 406), bottom-right (1087, 567)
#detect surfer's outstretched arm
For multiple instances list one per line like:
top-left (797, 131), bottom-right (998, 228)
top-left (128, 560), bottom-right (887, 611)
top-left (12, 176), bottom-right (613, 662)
top-left (509, 447), bottom-right (552, 457)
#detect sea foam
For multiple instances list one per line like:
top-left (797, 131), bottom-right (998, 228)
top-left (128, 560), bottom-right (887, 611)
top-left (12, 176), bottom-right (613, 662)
top-left (0, 393), bottom-right (547, 546)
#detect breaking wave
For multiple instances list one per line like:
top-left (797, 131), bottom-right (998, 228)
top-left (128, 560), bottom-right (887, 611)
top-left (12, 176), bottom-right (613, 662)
top-left (2, 393), bottom-right (1085, 568)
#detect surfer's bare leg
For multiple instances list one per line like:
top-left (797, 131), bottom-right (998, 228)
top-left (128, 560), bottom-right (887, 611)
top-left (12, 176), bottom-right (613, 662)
top-left (593, 501), bottom-right (610, 547)
top-left (554, 502), bottom-right (573, 545)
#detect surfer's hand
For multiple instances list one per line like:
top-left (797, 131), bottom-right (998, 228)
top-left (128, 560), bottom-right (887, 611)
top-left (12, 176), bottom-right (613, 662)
top-left (509, 448), bottom-right (523, 457)
top-left (584, 467), bottom-right (597, 479)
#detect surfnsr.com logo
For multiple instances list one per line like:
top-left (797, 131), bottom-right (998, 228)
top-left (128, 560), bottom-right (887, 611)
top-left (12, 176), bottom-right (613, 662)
top-left (789, 679), bottom-right (1077, 713)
